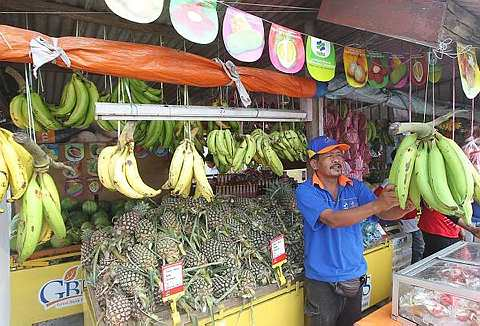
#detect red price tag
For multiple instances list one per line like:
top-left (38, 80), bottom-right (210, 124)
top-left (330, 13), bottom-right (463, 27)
top-left (161, 262), bottom-right (184, 300)
top-left (270, 235), bottom-right (287, 266)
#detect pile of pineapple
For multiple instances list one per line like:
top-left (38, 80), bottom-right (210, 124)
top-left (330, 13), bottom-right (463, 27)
top-left (81, 180), bottom-right (303, 325)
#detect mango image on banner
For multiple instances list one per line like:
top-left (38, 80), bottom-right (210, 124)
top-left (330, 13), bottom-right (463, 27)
top-left (269, 23), bottom-right (305, 74)
top-left (428, 54), bottom-right (442, 83)
top-left (389, 55), bottom-right (409, 89)
top-left (343, 47), bottom-right (368, 88)
top-left (306, 36), bottom-right (335, 82)
top-left (170, 0), bottom-right (218, 44)
top-left (367, 51), bottom-right (389, 89)
top-left (457, 43), bottom-right (480, 99)
top-left (411, 55), bottom-right (428, 87)
top-left (223, 7), bottom-right (264, 62)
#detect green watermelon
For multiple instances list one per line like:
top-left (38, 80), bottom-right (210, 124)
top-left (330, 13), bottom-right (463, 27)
top-left (61, 197), bottom-right (79, 212)
top-left (69, 228), bottom-right (82, 244)
top-left (81, 221), bottom-right (94, 232)
top-left (68, 211), bottom-right (88, 228)
top-left (82, 200), bottom-right (98, 215)
top-left (97, 200), bottom-right (112, 214)
top-left (50, 234), bottom-right (72, 248)
top-left (93, 211), bottom-right (111, 227)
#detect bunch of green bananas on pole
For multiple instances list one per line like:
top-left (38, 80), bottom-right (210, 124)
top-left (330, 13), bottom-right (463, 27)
top-left (390, 132), bottom-right (480, 224)
top-left (0, 128), bottom-right (33, 203)
top-left (98, 122), bottom-right (162, 199)
top-left (251, 129), bottom-right (284, 176)
top-left (206, 129), bottom-right (236, 173)
top-left (269, 129), bottom-right (307, 162)
top-left (163, 138), bottom-right (214, 202)
top-left (16, 171), bottom-right (67, 262)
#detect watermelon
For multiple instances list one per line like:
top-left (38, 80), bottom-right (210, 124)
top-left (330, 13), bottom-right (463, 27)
top-left (81, 221), bottom-right (94, 232)
top-left (69, 228), bottom-right (82, 244)
top-left (97, 200), bottom-right (112, 214)
top-left (111, 200), bottom-right (125, 215)
top-left (93, 211), bottom-right (111, 227)
top-left (82, 200), bottom-right (98, 215)
top-left (61, 197), bottom-right (79, 212)
top-left (68, 211), bottom-right (88, 228)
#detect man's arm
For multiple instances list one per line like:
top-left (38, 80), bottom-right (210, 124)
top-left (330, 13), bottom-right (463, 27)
top-left (320, 185), bottom-right (404, 228)
top-left (447, 215), bottom-right (480, 239)
top-left (377, 206), bottom-right (415, 220)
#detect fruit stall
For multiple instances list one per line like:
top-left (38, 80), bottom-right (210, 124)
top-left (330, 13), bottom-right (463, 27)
top-left (1, 1), bottom-right (480, 326)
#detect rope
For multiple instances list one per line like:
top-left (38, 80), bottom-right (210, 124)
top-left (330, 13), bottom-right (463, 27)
top-left (471, 98), bottom-right (475, 138)
top-left (408, 49), bottom-right (412, 123)
top-left (423, 53), bottom-right (430, 123)
top-left (452, 58), bottom-right (456, 141)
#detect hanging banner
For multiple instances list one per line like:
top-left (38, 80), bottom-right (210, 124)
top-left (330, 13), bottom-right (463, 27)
top-left (366, 51), bottom-right (389, 88)
top-left (306, 36), bottom-right (335, 82)
top-left (170, 0), bottom-right (218, 45)
top-left (411, 55), bottom-right (428, 87)
top-left (268, 24), bottom-right (305, 74)
top-left (105, 0), bottom-right (164, 24)
top-left (343, 47), bottom-right (368, 88)
top-left (389, 55), bottom-right (409, 89)
top-left (428, 54), bottom-right (442, 83)
top-left (222, 7), bottom-right (264, 62)
top-left (457, 43), bottom-right (480, 99)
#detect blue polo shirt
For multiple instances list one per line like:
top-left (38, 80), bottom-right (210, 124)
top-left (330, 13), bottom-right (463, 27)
top-left (296, 176), bottom-right (377, 282)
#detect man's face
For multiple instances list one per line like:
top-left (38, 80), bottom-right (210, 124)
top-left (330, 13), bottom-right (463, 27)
top-left (310, 149), bottom-right (345, 177)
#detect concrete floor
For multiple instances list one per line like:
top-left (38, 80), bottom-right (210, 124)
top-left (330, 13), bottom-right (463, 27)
top-left (34, 313), bottom-right (83, 326)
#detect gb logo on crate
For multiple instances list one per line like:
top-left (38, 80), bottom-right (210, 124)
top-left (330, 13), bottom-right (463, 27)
top-left (38, 265), bottom-right (84, 310)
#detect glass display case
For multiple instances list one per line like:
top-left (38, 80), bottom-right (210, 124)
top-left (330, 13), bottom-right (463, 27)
top-left (392, 241), bottom-right (480, 326)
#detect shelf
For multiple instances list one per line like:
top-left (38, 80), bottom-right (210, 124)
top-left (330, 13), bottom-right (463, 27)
top-left (95, 103), bottom-right (310, 122)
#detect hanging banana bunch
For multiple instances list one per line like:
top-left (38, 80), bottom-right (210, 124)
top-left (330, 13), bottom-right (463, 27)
top-left (389, 127), bottom-right (478, 224)
top-left (97, 122), bottom-right (162, 199)
top-left (251, 129), bottom-right (284, 176)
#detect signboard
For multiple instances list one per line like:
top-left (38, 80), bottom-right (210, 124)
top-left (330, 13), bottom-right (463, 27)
top-left (270, 235), bottom-right (287, 266)
top-left (161, 262), bottom-right (184, 301)
top-left (361, 274), bottom-right (372, 311)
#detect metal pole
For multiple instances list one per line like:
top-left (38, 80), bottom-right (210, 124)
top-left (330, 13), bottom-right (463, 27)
top-left (0, 190), bottom-right (11, 326)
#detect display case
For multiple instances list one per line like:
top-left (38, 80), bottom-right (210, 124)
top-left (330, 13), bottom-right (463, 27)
top-left (392, 241), bottom-right (480, 326)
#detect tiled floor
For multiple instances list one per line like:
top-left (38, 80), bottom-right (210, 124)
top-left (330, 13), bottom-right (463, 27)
top-left (34, 313), bottom-right (83, 326)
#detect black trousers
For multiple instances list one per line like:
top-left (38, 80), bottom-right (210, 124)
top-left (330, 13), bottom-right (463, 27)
top-left (422, 231), bottom-right (460, 258)
top-left (304, 278), bottom-right (362, 326)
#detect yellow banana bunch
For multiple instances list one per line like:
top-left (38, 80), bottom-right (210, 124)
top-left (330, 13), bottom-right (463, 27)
top-left (97, 125), bottom-right (161, 199)
top-left (0, 128), bottom-right (33, 201)
top-left (389, 130), bottom-right (480, 224)
top-left (165, 139), bottom-right (214, 201)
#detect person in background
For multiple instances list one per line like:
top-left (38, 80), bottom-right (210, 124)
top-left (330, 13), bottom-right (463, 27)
top-left (418, 205), bottom-right (480, 257)
top-left (204, 154), bottom-right (219, 176)
top-left (296, 136), bottom-right (414, 326)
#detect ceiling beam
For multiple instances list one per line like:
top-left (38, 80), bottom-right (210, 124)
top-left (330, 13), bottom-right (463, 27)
top-left (438, 0), bottom-right (480, 47)
top-left (317, 0), bottom-right (446, 48)
top-left (1, 0), bottom-right (175, 36)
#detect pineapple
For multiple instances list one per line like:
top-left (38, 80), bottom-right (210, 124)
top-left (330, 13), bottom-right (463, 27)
top-left (237, 269), bottom-right (256, 298)
top-left (90, 228), bottom-right (111, 248)
top-left (188, 275), bottom-right (213, 311)
top-left (80, 230), bottom-right (94, 268)
top-left (98, 252), bottom-right (119, 277)
top-left (105, 289), bottom-right (132, 325)
top-left (183, 250), bottom-right (208, 269)
top-left (131, 201), bottom-right (152, 217)
top-left (159, 209), bottom-right (182, 234)
top-left (248, 261), bottom-right (271, 286)
top-left (211, 274), bottom-right (236, 299)
top-left (129, 244), bottom-right (158, 272)
top-left (265, 179), bottom-right (296, 210)
top-left (246, 229), bottom-right (269, 251)
top-left (204, 206), bottom-right (225, 229)
top-left (155, 233), bottom-right (181, 263)
top-left (161, 196), bottom-right (182, 209)
top-left (113, 211), bottom-right (142, 237)
top-left (135, 218), bottom-right (156, 245)
top-left (94, 277), bottom-right (110, 308)
top-left (200, 238), bottom-right (228, 264)
top-left (113, 264), bottom-right (147, 298)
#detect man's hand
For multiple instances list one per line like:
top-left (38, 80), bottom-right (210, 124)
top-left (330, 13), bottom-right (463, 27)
top-left (375, 185), bottom-right (400, 213)
top-left (469, 225), bottom-right (480, 239)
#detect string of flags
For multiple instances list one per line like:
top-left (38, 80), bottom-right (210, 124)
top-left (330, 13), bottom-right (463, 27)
top-left (104, 0), bottom-right (480, 99)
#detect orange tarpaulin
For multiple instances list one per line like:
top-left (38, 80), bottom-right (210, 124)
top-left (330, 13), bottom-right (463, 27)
top-left (0, 25), bottom-right (319, 98)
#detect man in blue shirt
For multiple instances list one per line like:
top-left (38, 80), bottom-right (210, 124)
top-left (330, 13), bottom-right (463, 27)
top-left (296, 136), bottom-right (414, 326)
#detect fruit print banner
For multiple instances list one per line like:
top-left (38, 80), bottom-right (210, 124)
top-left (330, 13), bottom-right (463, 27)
top-left (268, 24), bottom-right (305, 74)
top-left (389, 55), bottom-right (409, 89)
top-left (306, 36), bottom-right (336, 82)
top-left (104, 0), bottom-right (164, 24)
top-left (343, 47), bottom-right (368, 88)
top-left (366, 51), bottom-right (389, 89)
top-left (411, 55), bottom-right (428, 87)
top-left (457, 43), bottom-right (480, 99)
top-left (223, 7), bottom-right (264, 62)
top-left (170, 0), bottom-right (218, 45)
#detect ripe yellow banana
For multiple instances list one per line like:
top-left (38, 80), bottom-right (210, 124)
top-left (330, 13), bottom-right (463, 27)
top-left (38, 219), bottom-right (53, 245)
top-left (10, 94), bottom-right (28, 129)
top-left (166, 140), bottom-right (187, 190)
top-left (111, 148), bottom-right (144, 199)
top-left (428, 140), bottom-right (458, 211)
top-left (0, 131), bottom-right (28, 200)
top-left (192, 146), bottom-right (214, 202)
top-left (244, 135), bottom-right (256, 165)
top-left (38, 173), bottom-right (66, 238)
top-left (389, 134), bottom-right (417, 185)
top-left (124, 144), bottom-right (161, 197)
top-left (173, 141), bottom-right (194, 197)
top-left (0, 129), bottom-right (34, 181)
top-left (395, 143), bottom-right (417, 209)
top-left (98, 145), bottom-right (118, 191)
top-left (16, 174), bottom-right (43, 262)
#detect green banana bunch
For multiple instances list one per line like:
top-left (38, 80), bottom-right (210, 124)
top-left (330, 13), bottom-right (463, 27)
top-left (251, 129), bottom-right (284, 176)
top-left (9, 93), bottom-right (46, 132)
top-left (389, 129), bottom-right (480, 224)
top-left (366, 121), bottom-right (377, 142)
top-left (231, 135), bottom-right (257, 172)
top-left (206, 129), bottom-right (236, 172)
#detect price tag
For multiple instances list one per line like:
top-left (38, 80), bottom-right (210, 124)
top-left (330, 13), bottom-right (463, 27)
top-left (270, 235), bottom-right (287, 266)
top-left (161, 262), bottom-right (184, 301)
